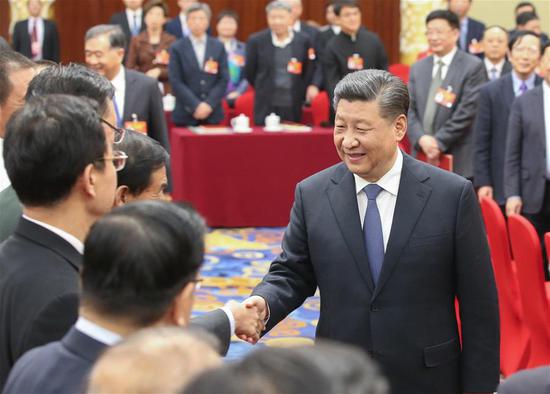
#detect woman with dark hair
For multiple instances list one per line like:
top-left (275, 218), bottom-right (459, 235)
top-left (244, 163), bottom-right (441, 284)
top-left (126, 0), bottom-right (176, 94)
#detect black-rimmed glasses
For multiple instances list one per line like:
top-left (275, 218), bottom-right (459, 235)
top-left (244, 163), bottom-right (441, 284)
top-left (100, 118), bottom-right (126, 144)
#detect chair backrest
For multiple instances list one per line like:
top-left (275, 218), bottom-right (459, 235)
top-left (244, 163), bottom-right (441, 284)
top-left (416, 152), bottom-right (453, 171)
top-left (544, 233), bottom-right (550, 264)
top-left (508, 214), bottom-right (550, 367)
top-left (234, 89), bottom-right (255, 122)
top-left (310, 91), bottom-right (330, 126)
top-left (388, 63), bottom-right (410, 84)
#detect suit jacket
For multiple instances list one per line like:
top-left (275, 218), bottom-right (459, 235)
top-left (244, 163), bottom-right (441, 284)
top-left (122, 68), bottom-right (170, 151)
top-left (474, 73), bottom-right (543, 204)
top-left (126, 31), bottom-right (177, 93)
top-left (497, 366), bottom-right (550, 394)
top-left (110, 11), bottom-right (145, 46)
top-left (252, 154), bottom-right (499, 394)
top-left (168, 36), bottom-right (228, 126)
top-left (11, 19), bottom-right (59, 62)
top-left (459, 17), bottom-right (485, 54)
top-left (165, 17), bottom-right (212, 39)
top-left (504, 85), bottom-right (547, 214)
top-left (0, 218), bottom-right (81, 390)
top-left (245, 29), bottom-right (314, 125)
top-left (408, 50), bottom-right (487, 178)
top-left (0, 186), bottom-right (22, 243)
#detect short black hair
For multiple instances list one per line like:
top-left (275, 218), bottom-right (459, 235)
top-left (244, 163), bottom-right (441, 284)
top-left (81, 201), bottom-right (206, 326)
top-left (516, 11), bottom-right (538, 26)
top-left (144, 0), bottom-right (169, 17)
top-left (117, 130), bottom-right (169, 195)
top-left (85, 24), bottom-right (127, 50)
top-left (4, 94), bottom-right (106, 207)
top-left (216, 9), bottom-right (239, 24)
top-left (542, 41), bottom-right (550, 57)
top-left (26, 63), bottom-right (115, 116)
top-left (0, 50), bottom-right (35, 106)
top-left (515, 2), bottom-right (536, 14)
top-left (333, 0), bottom-right (359, 16)
top-left (426, 9), bottom-right (460, 30)
top-left (333, 69), bottom-right (409, 121)
top-left (508, 30), bottom-right (541, 52)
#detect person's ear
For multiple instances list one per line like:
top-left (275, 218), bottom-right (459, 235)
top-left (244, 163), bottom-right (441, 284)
top-left (169, 282), bottom-right (196, 327)
top-left (394, 114), bottom-right (407, 142)
top-left (82, 163), bottom-right (97, 198)
top-left (114, 185), bottom-right (129, 207)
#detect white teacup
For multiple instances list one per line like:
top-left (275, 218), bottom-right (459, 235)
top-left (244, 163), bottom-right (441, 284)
top-left (231, 114), bottom-right (250, 131)
top-left (162, 94), bottom-right (176, 111)
top-left (265, 113), bottom-right (281, 130)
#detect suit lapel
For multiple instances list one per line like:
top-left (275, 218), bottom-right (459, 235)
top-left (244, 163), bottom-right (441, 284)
top-left (372, 155), bottom-right (432, 299)
top-left (181, 38), bottom-right (201, 72)
top-left (122, 69), bottom-right (133, 120)
top-left (532, 87), bottom-right (546, 156)
top-left (327, 165), bottom-right (375, 293)
top-left (501, 74), bottom-right (515, 111)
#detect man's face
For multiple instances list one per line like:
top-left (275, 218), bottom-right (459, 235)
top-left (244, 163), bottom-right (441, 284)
top-left (482, 28), bottom-right (508, 62)
top-left (338, 6), bottom-right (361, 35)
top-left (521, 19), bottom-right (541, 35)
top-left (128, 166), bottom-right (170, 202)
top-left (85, 34), bottom-right (124, 81)
top-left (288, 0), bottom-right (302, 23)
top-left (0, 68), bottom-right (36, 138)
top-left (267, 9), bottom-right (291, 36)
top-left (27, 0), bottom-right (42, 17)
top-left (187, 10), bottom-right (209, 37)
top-left (426, 18), bottom-right (460, 57)
top-left (216, 16), bottom-right (238, 39)
top-left (123, 0), bottom-right (143, 11)
top-left (510, 34), bottom-right (540, 77)
top-left (178, 0), bottom-right (195, 13)
top-left (541, 47), bottom-right (550, 85)
top-left (334, 99), bottom-right (404, 182)
top-left (326, 4), bottom-right (336, 25)
top-left (448, 0), bottom-right (471, 18)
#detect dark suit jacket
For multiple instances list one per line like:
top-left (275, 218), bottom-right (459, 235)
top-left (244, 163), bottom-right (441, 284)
top-left (504, 85), bottom-right (547, 214)
top-left (296, 22), bottom-right (323, 88)
top-left (497, 366), bottom-right (550, 394)
top-left (252, 154), bottom-right (499, 394)
top-left (165, 16), bottom-right (185, 39)
top-left (408, 50), bottom-right (487, 178)
top-left (0, 186), bottom-right (22, 243)
top-left (122, 68), bottom-right (170, 151)
top-left (459, 17), bottom-right (485, 54)
top-left (11, 19), bottom-right (59, 62)
top-left (474, 73), bottom-right (542, 204)
top-left (245, 29), bottom-right (314, 125)
top-left (110, 11), bottom-right (145, 46)
top-left (0, 218), bottom-right (81, 390)
top-left (168, 36), bottom-right (228, 126)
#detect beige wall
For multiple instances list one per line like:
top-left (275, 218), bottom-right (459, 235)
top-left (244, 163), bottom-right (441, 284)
top-left (469, 0), bottom-right (549, 31)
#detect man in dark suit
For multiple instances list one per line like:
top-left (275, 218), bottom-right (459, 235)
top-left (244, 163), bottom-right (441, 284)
top-left (497, 366), bottom-right (550, 394)
top-left (0, 94), bottom-right (120, 390)
top-left (504, 42), bottom-right (550, 275)
top-left (245, 1), bottom-right (316, 126)
top-left (12, 0), bottom-right (59, 62)
top-left (474, 31), bottom-right (542, 206)
top-left (244, 69), bottom-right (499, 394)
top-left (4, 201), bottom-right (262, 394)
top-left (448, 0), bottom-right (485, 55)
top-left (510, 12), bottom-right (549, 46)
top-left (109, 0), bottom-right (145, 45)
top-left (408, 10), bottom-right (487, 179)
top-left (165, 0), bottom-right (194, 39)
top-left (481, 26), bottom-right (512, 81)
top-left (168, 3), bottom-right (228, 127)
top-left (85, 25), bottom-right (169, 151)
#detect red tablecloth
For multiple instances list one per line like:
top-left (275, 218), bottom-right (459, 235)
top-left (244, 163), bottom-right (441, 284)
top-left (170, 126), bottom-right (340, 227)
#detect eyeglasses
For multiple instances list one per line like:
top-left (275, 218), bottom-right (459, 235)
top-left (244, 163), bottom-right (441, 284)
top-left (100, 118), bottom-right (126, 144)
top-left (512, 46), bottom-right (540, 56)
top-left (96, 150), bottom-right (128, 171)
top-left (425, 29), bottom-right (454, 38)
top-left (191, 278), bottom-right (204, 290)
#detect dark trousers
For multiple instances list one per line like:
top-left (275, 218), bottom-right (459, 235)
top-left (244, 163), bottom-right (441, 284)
top-left (524, 181), bottom-right (550, 279)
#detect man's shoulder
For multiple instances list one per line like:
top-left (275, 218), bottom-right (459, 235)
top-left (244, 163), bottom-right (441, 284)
top-left (13, 20), bottom-right (27, 29)
top-left (455, 50), bottom-right (483, 69)
top-left (125, 68), bottom-right (158, 88)
top-left (206, 36), bottom-right (224, 50)
top-left (110, 11), bottom-right (125, 22)
top-left (514, 84), bottom-right (543, 107)
top-left (403, 154), bottom-right (469, 191)
top-left (468, 17), bottom-right (485, 30)
top-left (248, 29), bottom-right (270, 43)
top-left (359, 27), bottom-right (382, 42)
top-left (298, 162), bottom-right (347, 190)
top-left (410, 56), bottom-right (432, 73)
top-left (165, 16), bottom-right (180, 28)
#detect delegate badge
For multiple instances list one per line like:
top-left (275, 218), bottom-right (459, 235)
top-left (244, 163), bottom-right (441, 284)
top-left (204, 58), bottom-right (219, 75)
top-left (434, 86), bottom-right (457, 108)
top-left (287, 57), bottom-right (303, 75)
top-left (347, 53), bottom-right (364, 70)
top-left (153, 49), bottom-right (170, 65)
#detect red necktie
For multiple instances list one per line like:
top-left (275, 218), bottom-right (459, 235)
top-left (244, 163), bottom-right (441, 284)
top-left (31, 19), bottom-right (38, 57)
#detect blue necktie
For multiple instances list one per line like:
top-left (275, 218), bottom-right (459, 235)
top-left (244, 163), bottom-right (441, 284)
top-left (132, 13), bottom-right (140, 36)
top-left (363, 184), bottom-right (384, 285)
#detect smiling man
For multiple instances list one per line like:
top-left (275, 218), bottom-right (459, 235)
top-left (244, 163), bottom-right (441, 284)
top-left (245, 69), bottom-right (499, 394)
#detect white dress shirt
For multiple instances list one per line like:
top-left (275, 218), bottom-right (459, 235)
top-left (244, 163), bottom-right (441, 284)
top-left (331, 25), bottom-right (341, 35)
top-left (543, 81), bottom-right (550, 179)
top-left (111, 66), bottom-right (126, 124)
top-left (125, 8), bottom-right (143, 33)
top-left (483, 57), bottom-right (505, 80)
top-left (512, 70), bottom-right (536, 97)
top-left (0, 138), bottom-right (10, 192)
top-left (432, 46), bottom-right (458, 80)
top-left (27, 17), bottom-right (44, 60)
top-left (75, 317), bottom-right (122, 345)
top-left (190, 34), bottom-right (207, 68)
top-left (22, 214), bottom-right (84, 254)
top-left (271, 30), bottom-right (294, 48)
top-left (355, 149), bottom-right (403, 251)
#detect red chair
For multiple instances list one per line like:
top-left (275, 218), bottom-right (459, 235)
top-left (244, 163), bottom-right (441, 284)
top-left (508, 214), bottom-right (550, 368)
top-left (479, 198), bottom-right (530, 376)
top-left (234, 89), bottom-right (255, 122)
top-left (398, 136), bottom-right (411, 154)
top-left (388, 63), bottom-right (410, 84)
top-left (310, 91), bottom-right (330, 126)
top-left (415, 152), bottom-right (453, 171)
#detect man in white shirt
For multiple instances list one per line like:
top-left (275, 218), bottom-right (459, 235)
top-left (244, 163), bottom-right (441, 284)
top-left (109, 0), bottom-right (145, 45)
top-left (481, 25), bottom-right (512, 81)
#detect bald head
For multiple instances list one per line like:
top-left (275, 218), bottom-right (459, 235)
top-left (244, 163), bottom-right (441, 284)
top-left (482, 26), bottom-right (508, 63)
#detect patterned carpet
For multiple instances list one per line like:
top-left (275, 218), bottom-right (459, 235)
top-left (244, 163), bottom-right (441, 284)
top-left (192, 227), bottom-right (320, 360)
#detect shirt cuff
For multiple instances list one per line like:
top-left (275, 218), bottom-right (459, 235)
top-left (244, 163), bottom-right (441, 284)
top-left (220, 305), bottom-right (236, 335)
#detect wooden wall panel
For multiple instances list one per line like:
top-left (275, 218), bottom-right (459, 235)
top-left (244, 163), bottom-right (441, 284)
top-left (1, 0), bottom-right (400, 65)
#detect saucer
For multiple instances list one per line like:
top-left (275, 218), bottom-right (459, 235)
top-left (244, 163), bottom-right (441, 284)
top-left (264, 126), bottom-right (283, 132)
top-left (233, 127), bottom-right (253, 133)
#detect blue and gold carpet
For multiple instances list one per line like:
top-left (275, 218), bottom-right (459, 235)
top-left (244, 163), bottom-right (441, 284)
top-left (192, 227), bottom-right (320, 360)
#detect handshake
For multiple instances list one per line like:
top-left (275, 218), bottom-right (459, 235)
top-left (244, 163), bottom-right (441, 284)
top-left (225, 296), bottom-right (268, 344)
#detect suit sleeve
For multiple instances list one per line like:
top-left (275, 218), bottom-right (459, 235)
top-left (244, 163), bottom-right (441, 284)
top-left (190, 309), bottom-right (230, 356)
top-left (244, 37), bottom-right (257, 87)
top-left (473, 85), bottom-right (493, 187)
top-left (205, 46), bottom-right (229, 109)
top-left (147, 80), bottom-right (170, 152)
top-left (434, 61), bottom-right (487, 151)
top-left (126, 37), bottom-right (139, 71)
top-left (12, 23), bottom-right (22, 53)
top-left (50, 22), bottom-right (60, 63)
top-left (407, 65), bottom-right (425, 149)
top-left (322, 44), bottom-right (340, 101)
top-left (252, 183), bottom-right (317, 332)
top-left (503, 98), bottom-right (523, 199)
top-left (168, 45), bottom-right (202, 114)
top-left (375, 36), bottom-right (388, 71)
top-left (455, 181), bottom-right (500, 392)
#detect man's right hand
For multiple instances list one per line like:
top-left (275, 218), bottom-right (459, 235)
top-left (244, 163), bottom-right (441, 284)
top-left (238, 296), bottom-right (268, 344)
top-left (506, 197), bottom-right (522, 217)
top-left (477, 186), bottom-right (493, 202)
top-left (193, 102), bottom-right (212, 120)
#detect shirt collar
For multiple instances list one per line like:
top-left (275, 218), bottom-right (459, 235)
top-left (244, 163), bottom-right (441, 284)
top-left (543, 80), bottom-right (550, 95)
top-left (331, 25), bottom-right (341, 35)
top-left (111, 64), bottom-right (125, 87)
top-left (484, 57), bottom-right (505, 72)
top-left (354, 149), bottom-right (403, 197)
top-left (126, 8), bottom-right (142, 18)
top-left (293, 20), bottom-right (301, 32)
top-left (271, 30), bottom-right (294, 48)
top-left (433, 46), bottom-right (458, 67)
top-left (22, 214), bottom-right (84, 254)
top-left (190, 34), bottom-right (207, 45)
top-left (512, 70), bottom-right (536, 94)
top-left (75, 317), bottom-right (122, 346)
